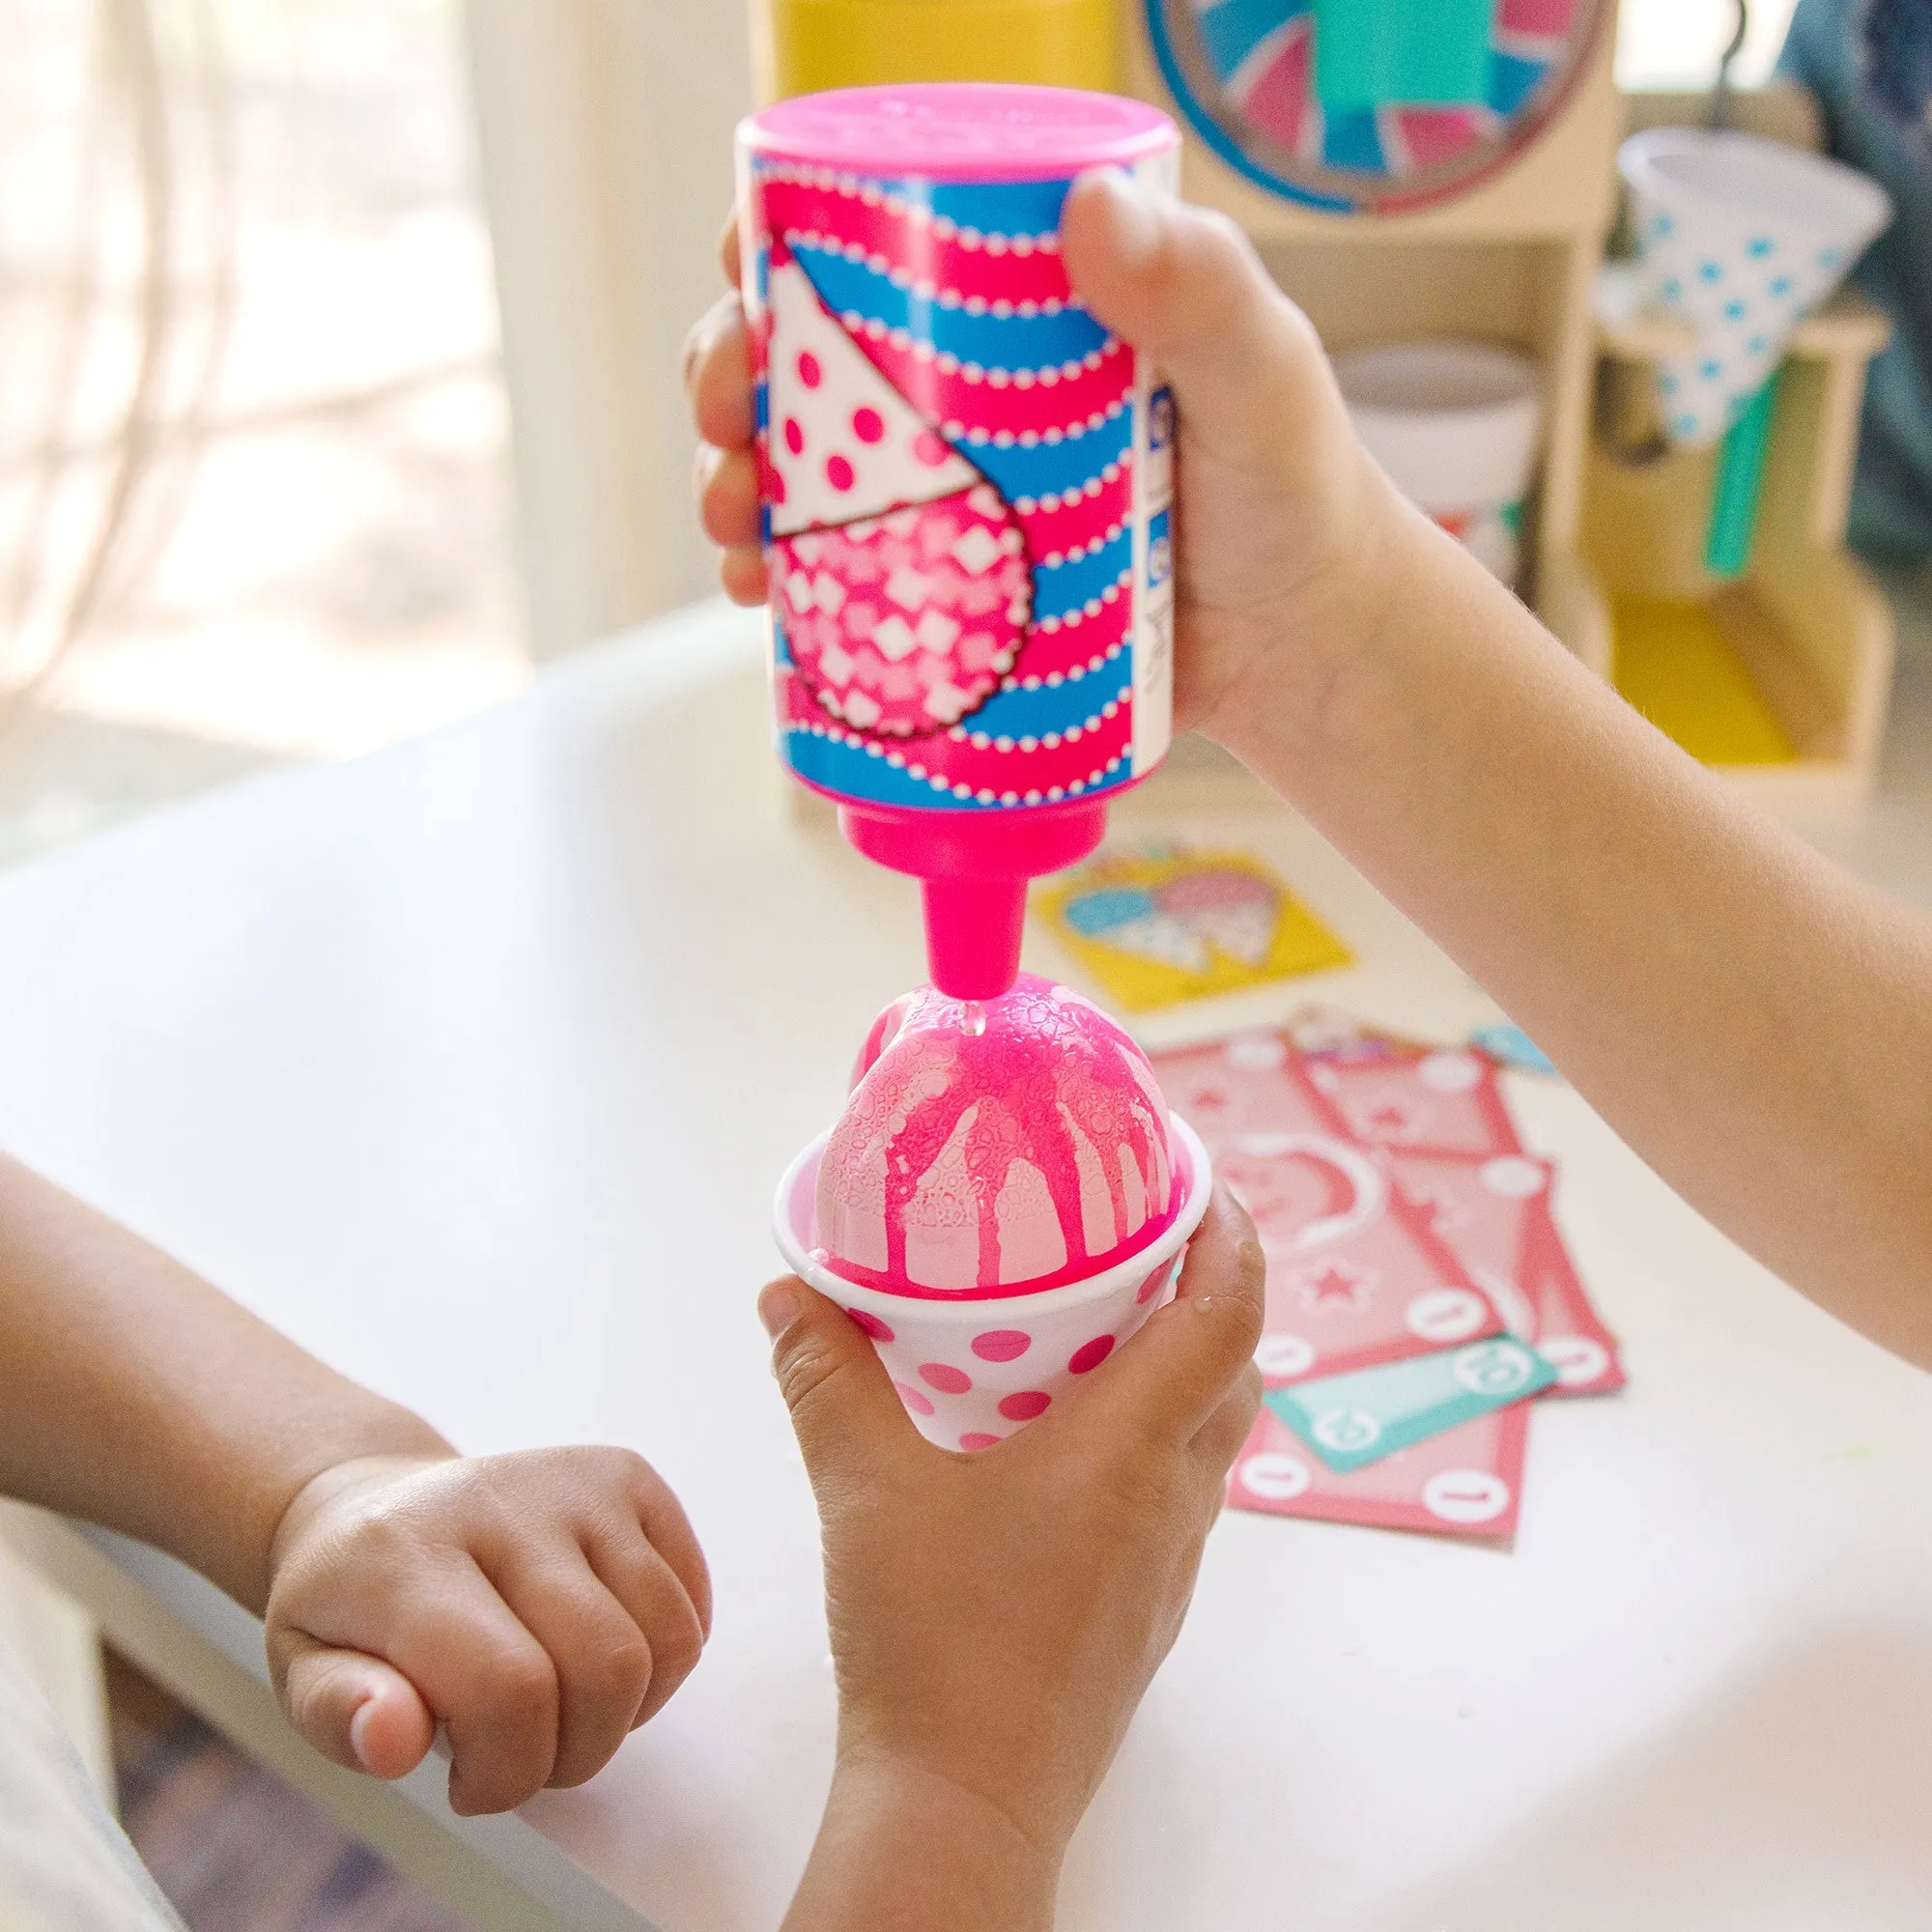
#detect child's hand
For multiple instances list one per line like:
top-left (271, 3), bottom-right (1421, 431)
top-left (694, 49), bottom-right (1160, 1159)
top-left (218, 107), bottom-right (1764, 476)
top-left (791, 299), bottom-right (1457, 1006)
top-left (684, 179), bottom-right (1402, 740)
top-left (762, 1192), bottom-right (1264, 1927)
top-left (263, 1448), bottom-right (712, 1815)
top-left (1057, 174), bottom-right (1399, 736)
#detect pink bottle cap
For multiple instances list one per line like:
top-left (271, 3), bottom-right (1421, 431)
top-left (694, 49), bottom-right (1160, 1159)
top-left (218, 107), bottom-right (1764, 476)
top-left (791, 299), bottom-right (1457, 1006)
top-left (741, 83), bottom-right (1177, 184)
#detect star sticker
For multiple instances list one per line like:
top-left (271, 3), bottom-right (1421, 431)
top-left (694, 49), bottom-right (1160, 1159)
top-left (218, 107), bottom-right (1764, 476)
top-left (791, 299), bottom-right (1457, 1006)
top-left (1299, 1264), bottom-right (1375, 1310)
top-left (1364, 1101), bottom-right (1423, 1142)
top-left (1410, 1188), bottom-right (1466, 1234)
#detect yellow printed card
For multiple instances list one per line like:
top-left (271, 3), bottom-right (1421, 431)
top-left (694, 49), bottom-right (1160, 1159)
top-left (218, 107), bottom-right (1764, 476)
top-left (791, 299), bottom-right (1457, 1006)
top-left (1035, 846), bottom-right (1352, 1012)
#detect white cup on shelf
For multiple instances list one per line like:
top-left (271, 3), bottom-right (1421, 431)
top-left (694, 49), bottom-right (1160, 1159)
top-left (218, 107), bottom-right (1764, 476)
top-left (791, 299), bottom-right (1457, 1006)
top-left (1334, 340), bottom-right (1543, 586)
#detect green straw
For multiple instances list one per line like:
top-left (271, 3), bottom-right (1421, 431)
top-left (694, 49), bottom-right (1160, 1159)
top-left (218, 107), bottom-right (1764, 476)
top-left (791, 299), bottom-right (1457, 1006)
top-left (1705, 368), bottom-right (1781, 580)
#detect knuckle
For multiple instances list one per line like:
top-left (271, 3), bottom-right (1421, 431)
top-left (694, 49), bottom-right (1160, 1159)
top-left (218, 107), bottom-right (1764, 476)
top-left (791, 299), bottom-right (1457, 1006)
top-left (1236, 1359), bottom-right (1264, 1416)
top-left (651, 1604), bottom-right (704, 1690)
top-left (597, 1632), bottom-right (656, 1709)
top-left (492, 1648), bottom-right (558, 1729)
top-left (1231, 1227), bottom-right (1266, 1295)
top-left (773, 1328), bottom-right (844, 1414)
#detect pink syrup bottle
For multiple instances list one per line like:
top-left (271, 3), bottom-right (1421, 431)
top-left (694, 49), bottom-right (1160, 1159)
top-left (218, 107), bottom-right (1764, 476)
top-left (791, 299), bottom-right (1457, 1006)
top-left (737, 82), bottom-right (1182, 998)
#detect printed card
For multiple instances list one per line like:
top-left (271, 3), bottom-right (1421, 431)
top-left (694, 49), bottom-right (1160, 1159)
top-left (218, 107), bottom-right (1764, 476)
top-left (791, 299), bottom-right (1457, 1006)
top-left (1155, 1032), bottom-right (1506, 1382)
top-left (1385, 1149), bottom-right (1554, 1339)
top-left (1389, 1150), bottom-right (1625, 1396)
top-left (1301, 1040), bottom-right (1523, 1159)
top-left (1264, 1335), bottom-right (1557, 1473)
top-left (1037, 845), bottom-right (1352, 1012)
top-left (1522, 1200), bottom-right (1627, 1397)
top-left (1228, 1402), bottom-right (1531, 1542)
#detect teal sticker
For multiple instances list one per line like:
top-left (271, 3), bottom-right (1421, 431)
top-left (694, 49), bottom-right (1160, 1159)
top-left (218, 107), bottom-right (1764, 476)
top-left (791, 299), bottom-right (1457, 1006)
top-left (1264, 1337), bottom-right (1557, 1473)
top-left (1472, 1023), bottom-right (1555, 1076)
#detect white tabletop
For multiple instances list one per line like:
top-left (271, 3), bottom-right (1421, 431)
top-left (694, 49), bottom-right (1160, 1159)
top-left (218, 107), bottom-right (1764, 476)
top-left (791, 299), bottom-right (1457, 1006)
top-left (2, 593), bottom-right (1931, 1931)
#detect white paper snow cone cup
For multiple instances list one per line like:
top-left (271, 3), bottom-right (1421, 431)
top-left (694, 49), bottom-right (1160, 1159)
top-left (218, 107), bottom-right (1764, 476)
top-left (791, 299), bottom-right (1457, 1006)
top-left (1333, 342), bottom-right (1542, 585)
top-left (1620, 127), bottom-right (1892, 450)
top-left (774, 1118), bottom-right (1213, 1451)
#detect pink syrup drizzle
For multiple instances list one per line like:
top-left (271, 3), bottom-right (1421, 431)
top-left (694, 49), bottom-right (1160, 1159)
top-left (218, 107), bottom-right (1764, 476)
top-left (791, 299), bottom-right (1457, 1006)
top-left (818, 973), bottom-right (1178, 1298)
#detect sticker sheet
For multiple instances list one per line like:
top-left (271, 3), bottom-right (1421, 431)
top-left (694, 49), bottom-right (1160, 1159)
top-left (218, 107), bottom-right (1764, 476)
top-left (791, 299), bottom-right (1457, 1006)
top-left (1154, 1031), bottom-right (1506, 1383)
top-left (1265, 1336), bottom-right (1557, 1474)
top-left (1185, 1011), bottom-right (1626, 1542)
top-left (1037, 846), bottom-right (1352, 1012)
top-left (1230, 1403), bottom-right (1532, 1542)
top-left (1301, 1039), bottom-right (1523, 1160)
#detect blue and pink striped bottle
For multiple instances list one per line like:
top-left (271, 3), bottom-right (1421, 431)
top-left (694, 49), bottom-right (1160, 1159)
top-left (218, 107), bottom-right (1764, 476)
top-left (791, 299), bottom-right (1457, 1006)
top-left (738, 83), bottom-right (1181, 998)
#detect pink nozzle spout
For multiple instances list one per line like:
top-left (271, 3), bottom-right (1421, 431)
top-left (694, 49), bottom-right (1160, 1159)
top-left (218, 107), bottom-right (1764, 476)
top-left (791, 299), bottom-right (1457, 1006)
top-left (838, 799), bottom-right (1107, 999)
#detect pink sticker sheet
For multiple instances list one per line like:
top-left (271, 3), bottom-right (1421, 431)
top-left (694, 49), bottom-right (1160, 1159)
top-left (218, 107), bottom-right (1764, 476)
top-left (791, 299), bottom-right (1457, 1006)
top-left (1388, 1150), bottom-right (1626, 1397)
top-left (1190, 1010), bottom-right (1626, 1541)
top-left (1153, 1033), bottom-right (1506, 1384)
top-left (1230, 1401), bottom-right (1530, 1542)
top-left (1522, 1199), bottom-right (1627, 1397)
top-left (1301, 1040), bottom-right (1523, 1159)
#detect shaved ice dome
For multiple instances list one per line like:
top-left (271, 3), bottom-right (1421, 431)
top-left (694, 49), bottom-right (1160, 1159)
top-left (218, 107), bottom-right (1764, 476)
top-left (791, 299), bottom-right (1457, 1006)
top-left (815, 974), bottom-right (1179, 1297)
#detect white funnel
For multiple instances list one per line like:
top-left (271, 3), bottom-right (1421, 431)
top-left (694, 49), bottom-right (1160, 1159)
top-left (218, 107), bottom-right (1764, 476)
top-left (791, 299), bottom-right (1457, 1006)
top-left (1619, 128), bottom-right (1891, 451)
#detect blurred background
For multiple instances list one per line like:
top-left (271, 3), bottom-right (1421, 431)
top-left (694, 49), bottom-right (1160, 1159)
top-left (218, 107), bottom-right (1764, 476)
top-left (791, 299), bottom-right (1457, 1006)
top-left (0, 0), bottom-right (1799, 869)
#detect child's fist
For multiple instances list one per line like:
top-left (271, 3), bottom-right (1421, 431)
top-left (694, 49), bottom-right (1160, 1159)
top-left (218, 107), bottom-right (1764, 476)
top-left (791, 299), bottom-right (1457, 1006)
top-left (263, 1447), bottom-right (711, 1815)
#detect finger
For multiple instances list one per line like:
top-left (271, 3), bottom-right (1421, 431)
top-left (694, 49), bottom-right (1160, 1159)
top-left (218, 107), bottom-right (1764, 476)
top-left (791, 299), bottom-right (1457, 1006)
top-left (350, 1555), bottom-right (560, 1815)
top-left (759, 1275), bottom-right (927, 1489)
top-left (274, 1634), bottom-right (436, 1781)
top-left (1190, 1358), bottom-right (1264, 1477)
top-left (721, 545), bottom-right (769, 605)
top-left (719, 207), bottom-right (742, 288)
top-left (489, 1550), bottom-right (656, 1789)
top-left (684, 294), bottom-right (755, 448)
top-left (582, 1519), bottom-right (708, 1727)
top-left (1087, 1189), bottom-right (1266, 1442)
top-left (608, 1447), bottom-right (713, 1643)
top-left (1061, 172), bottom-right (1331, 470)
top-left (696, 442), bottom-right (761, 549)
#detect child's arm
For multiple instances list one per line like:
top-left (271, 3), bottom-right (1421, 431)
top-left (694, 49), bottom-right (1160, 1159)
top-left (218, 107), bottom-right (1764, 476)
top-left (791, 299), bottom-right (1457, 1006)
top-left (687, 180), bottom-right (1932, 1367)
top-left (1058, 177), bottom-right (1932, 1365)
top-left (761, 1193), bottom-right (1265, 1932)
top-left (0, 1153), bottom-right (710, 1814)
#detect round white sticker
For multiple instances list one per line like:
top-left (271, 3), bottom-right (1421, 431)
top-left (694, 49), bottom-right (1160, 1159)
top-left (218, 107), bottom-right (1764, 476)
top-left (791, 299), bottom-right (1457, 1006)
top-left (1422, 1469), bottom-right (1512, 1524)
top-left (1540, 1336), bottom-right (1610, 1387)
top-left (1406, 1288), bottom-right (1490, 1343)
top-left (1479, 1155), bottom-right (1546, 1199)
top-left (1419, 1050), bottom-right (1484, 1094)
top-left (1239, 1453), bottom-right (1313, 1502)
top-left (1312, 1407), bottom-right (1381, 1455)
top-left (1226, 1034), bottom-right (1288, 1071)
top-left (1451, 1340), bottom-right (1538, 1398)
top-left (1255, 1333), bottom-right (1317, 1378)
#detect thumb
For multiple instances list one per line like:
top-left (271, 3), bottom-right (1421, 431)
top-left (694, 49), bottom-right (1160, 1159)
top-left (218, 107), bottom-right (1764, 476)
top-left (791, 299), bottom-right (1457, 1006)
top-left (275, 1634), bottom-right (437, 1780)
top-left (1061, 170), bottom-right (1336, 468)
top-left (758, 1276), bottom-right (923, 1486)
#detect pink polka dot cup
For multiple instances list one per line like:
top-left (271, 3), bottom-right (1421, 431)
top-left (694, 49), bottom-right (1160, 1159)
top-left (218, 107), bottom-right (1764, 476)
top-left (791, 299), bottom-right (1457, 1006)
top-left (773, 1116), bottom-right (1212, 1450)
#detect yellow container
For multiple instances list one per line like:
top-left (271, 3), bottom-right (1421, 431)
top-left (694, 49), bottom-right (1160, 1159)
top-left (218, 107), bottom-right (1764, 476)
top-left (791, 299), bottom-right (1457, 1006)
top-left (760, 0), bottom-right (1121, 99)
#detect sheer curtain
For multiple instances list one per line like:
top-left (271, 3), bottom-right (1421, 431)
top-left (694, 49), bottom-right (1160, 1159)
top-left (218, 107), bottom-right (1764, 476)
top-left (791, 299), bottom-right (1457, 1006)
top-left (464, 0), bottom-right (754, 657)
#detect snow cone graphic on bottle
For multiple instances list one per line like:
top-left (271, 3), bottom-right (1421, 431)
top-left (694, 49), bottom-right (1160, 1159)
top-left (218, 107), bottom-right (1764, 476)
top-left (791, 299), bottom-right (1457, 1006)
top-left (738, 84), bottom-right (1182, 1001)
